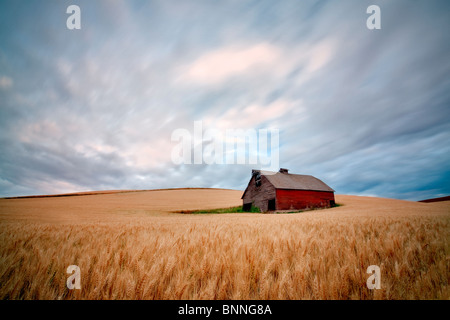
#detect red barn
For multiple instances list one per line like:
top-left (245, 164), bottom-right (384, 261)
top-left (242, 168), bottom-right (335, 212)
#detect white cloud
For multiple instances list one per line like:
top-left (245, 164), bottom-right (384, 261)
top-left (18, 120), bottom-right (62, 145)
top-left (0, 76), bottom-right (13, 89)
top-left (178, 39), bottom-right (336, 87)
top-left (179, 43), bottom-right (282, 84)
top-left (123, 138), bottom-right (176, 169)
top-left (305, 39), bottom-right (335, 73)
top-left (203, 98), bottom-right (301, 130)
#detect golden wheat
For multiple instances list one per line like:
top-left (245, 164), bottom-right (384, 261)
top-left (0, 190), bottom-right (448, 299)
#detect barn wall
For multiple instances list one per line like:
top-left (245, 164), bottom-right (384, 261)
top-left (276, 189), bottom-right (335, 210)
top-left (242, 175), bottom-right (276, 212)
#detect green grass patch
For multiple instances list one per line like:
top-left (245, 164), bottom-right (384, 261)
top-left (276, 210), bottom-right (303, 214)
top-left (178, 205), bottom-right (260, 214)
top-left (177, 203), bottom-right (342, 214)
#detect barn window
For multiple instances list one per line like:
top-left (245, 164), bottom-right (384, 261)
top-left (243, 203), bottom-right (252, 212)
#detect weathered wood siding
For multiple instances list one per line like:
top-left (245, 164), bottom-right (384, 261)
top-left (242, 175), bottom-right (276, 212)
top-left (276, 189), bottom-right (335, 210)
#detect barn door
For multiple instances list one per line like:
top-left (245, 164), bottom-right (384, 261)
top-left (268, 199), bottom-right (276, 211)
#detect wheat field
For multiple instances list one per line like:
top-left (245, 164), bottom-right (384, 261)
top-left (0, 188), bottom-right (448, 300)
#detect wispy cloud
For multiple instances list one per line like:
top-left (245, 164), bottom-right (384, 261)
top-left (179, 43), bottom-right (282, 84)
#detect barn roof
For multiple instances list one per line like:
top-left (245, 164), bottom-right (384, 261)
top-left (259, 170), bottom-right (335, 192)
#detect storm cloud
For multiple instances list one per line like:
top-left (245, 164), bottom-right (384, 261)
top-left (0, 0), bottom-right (449, 200)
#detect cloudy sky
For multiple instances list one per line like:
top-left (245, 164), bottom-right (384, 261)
top-left (0, 0), bottom-right (449, 200)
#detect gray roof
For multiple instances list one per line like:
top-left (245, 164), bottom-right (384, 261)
top-left (261, 171), bottom-right (335, 192)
